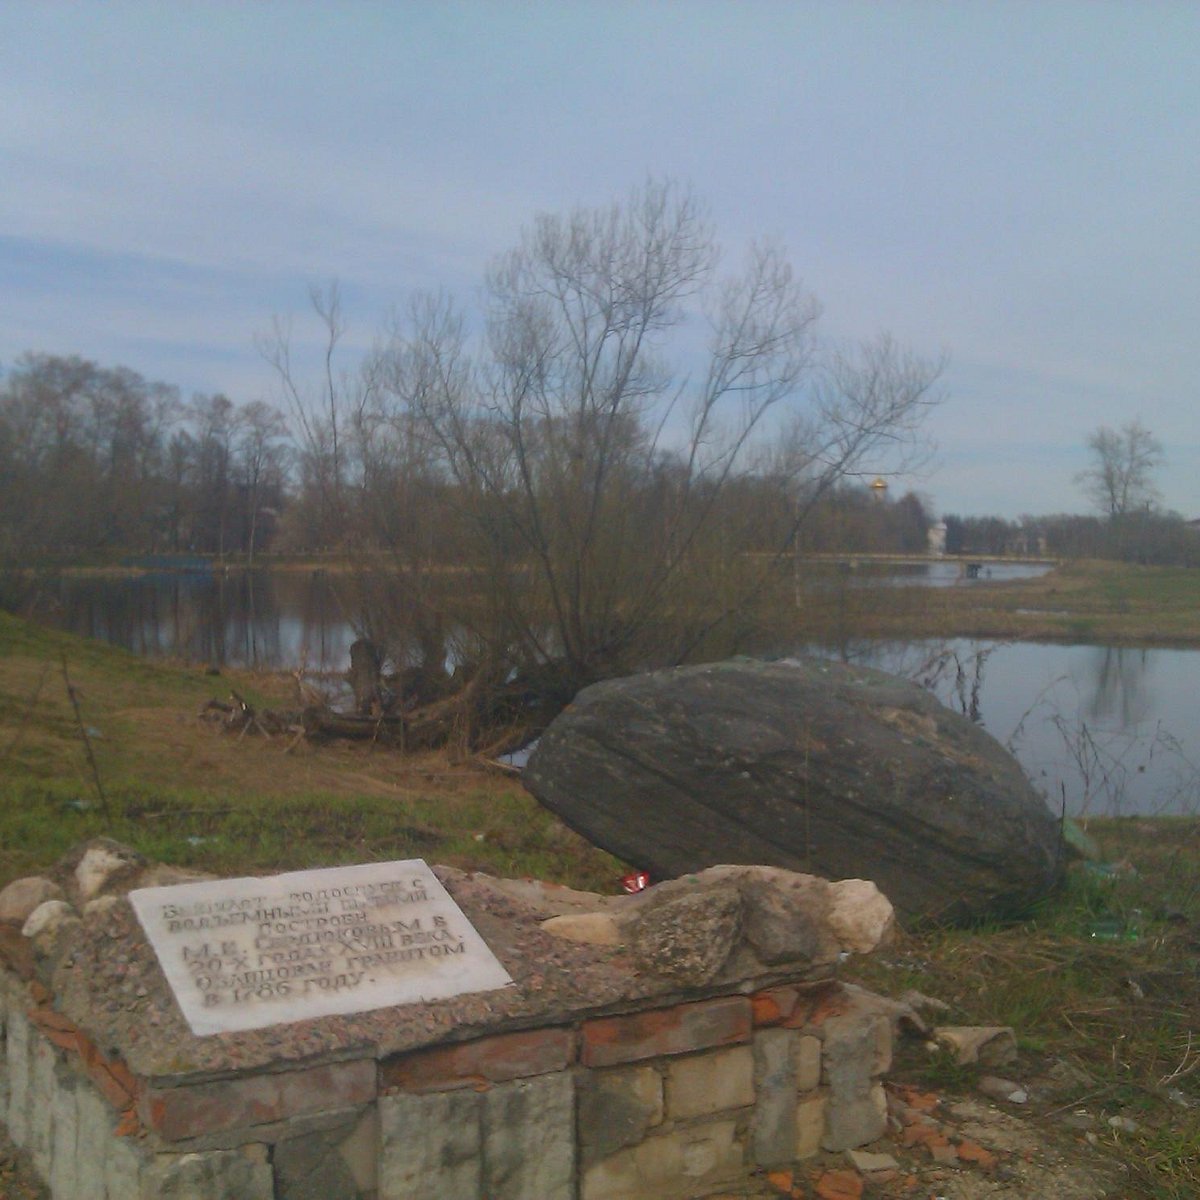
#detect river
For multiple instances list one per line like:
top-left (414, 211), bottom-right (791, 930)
top-left (20, 567), bottom-right (1199, 818)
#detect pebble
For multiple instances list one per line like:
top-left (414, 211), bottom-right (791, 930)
top-left (978, 1074), bottom-right (1028, 1104)
top-left (1060, 1112), bottom-right (1098, 1132)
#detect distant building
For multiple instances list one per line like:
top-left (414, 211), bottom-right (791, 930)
top-left (927, 521), bottom-right (947, 557)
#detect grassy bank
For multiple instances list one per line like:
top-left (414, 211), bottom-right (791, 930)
top-left (845, 818), bottom-right (1200, 1198)
top-left (0, 611), bottom-right (623, 894)
top-left (796, 558), bottom-right (1200, 645)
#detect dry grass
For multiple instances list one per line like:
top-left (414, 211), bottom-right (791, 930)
top-left (845, 819), bottom-right (1200, 1198)
top-left (0, 610), bottom-right (624, 893)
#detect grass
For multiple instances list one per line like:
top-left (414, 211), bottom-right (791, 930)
top-left (844, 819), bottom-right (1200, 1198)
top-left (794, 558), bottom-right (1200, 646)
top-left (0, 610), bottom-right (624, 893)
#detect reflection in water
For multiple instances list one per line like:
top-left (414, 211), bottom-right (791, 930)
top-left (20, 570), bottom-right (1200, 818)
top-left (1087, 646), bottom-right (1151, 726)
top-left (37, 569), bottom-right (359, 673)
top-left (807, 638), bottom-right (1199, 819)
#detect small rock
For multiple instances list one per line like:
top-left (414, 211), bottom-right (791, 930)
top-left (1107, 1115), bottom-right (1139, 1134)
top-left (978, 1075), bottom-right (1028, 1104)
top-left (75, 840), bottom-right (145, 901)
top-left (899, 989), bottom-right (951, 1015)
top-left (845, 1149), bottom-right (899, 1174)
top-left (22, 899), bottom-right (77, 939)
top-left (933, 1025), bottom-right (1018, 1067)
top-left (83, 895), bottom-right (123, 919)
top-left (1060, 1112), bottom-right (1098, 1132)
top-left (827, 878), bottom-right (896, 954)
top-left (0, 876), bottom-right (66, 924)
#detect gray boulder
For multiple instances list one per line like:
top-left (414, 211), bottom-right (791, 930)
top-left (524, 658), bottom-right (1063, 925)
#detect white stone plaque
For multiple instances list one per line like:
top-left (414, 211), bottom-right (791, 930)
top-left (128, 860), bottom-right (513, 1036)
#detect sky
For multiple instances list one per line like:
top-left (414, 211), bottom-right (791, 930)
top-left (2, 1), bottom-right (1197, 519)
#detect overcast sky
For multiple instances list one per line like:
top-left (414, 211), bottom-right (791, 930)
top-left (2, 2), bottom-right (1196, 518)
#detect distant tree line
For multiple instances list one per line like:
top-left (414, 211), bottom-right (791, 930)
top-left (943, 511), bottom-right (1200, 567)
top-left (0, 353), bottom-right (290, 567)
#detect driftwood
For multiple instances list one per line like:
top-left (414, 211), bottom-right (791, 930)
top-left (200, 693), bottom-right (300, 739)
top-left (200, 654), bottom-right (554, 755)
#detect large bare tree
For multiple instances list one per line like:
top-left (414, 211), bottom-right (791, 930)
top-left (370, 182), bottom-right (942, 715)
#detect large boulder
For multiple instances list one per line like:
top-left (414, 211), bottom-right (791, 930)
top-left (524, 658), bottom-right (1063, 925)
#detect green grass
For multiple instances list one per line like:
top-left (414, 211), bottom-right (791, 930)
top-left (0, 611), bottom-right (624, 893)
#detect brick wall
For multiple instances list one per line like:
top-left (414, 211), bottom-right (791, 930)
top-left (1, 970), bottom-right (899, 1200)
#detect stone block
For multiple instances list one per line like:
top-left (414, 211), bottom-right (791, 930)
top-left (139, 1058), bottom-right (376, 1141)
top-left (820, 1001), bottom-right (892, 1152)
top-left (50, 1065), bottom-right (79, 1200)
top-left (337, 1106), bottom-right (380, 1196)
top-left (76, 1085), bottom-right (116, 1200)
top-left (666, 1046), bottom-right (754, 1119)
top-left (145, 1145), bottom-right (274, 1200)
top-left (274, 1108), bottom-right (363, 1200)
top-left (582, 1119), bottom-right (743, 1200)
top-left (752, 1029), bottom-right (796, 1167)
top-left (822, 1081), bottom-right (886, 1153)
top-left (105, 1133), bottom-right (146, 1199)
top-left (5, 1001), bottom-right (30, 1146)
top-left (795, 1090), bottom-right (828, 1159)
top-left (379, 1087), bottom-right (481, 1200)
top-left (29, 1036), bottom-right (57, 1179)
top-left (795, 1034), bottom-right (821, 1091)
top-left (579, 1065), bottom-right (663, 1161)
top-left (381, 1026), bottom-right (573, 1092)
top-left (483, 1072), bottom-right (575, 1199)
top-left (581, 997), bottom-right (752, 1067)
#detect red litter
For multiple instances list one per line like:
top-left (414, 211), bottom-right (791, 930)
top-left (621, 870), bottom-right (651, 894)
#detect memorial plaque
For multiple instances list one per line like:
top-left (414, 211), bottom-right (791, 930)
top-left (129, 860), bottom-right (513, 1036)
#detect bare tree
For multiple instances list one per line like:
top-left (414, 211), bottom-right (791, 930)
top-left (374, 182), bottom-right (942, 715)
top-left (258, 283), bottom-right (356, 546)
top-left (235, 400), bottom-right (290, 564)
top-left (1076, 420), bottom-right (1162, 517)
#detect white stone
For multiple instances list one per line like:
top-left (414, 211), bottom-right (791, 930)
top-left (22, 899), bottom-right (76, 939)
top-left (934, 1025), bottom-right (1018, 1067)
top-left (129, 859), bottom-right (513, 1036)
top-left (827, 878), bottom-right (895, 953)
top-left (75, 844), bottom-right (140, 902)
